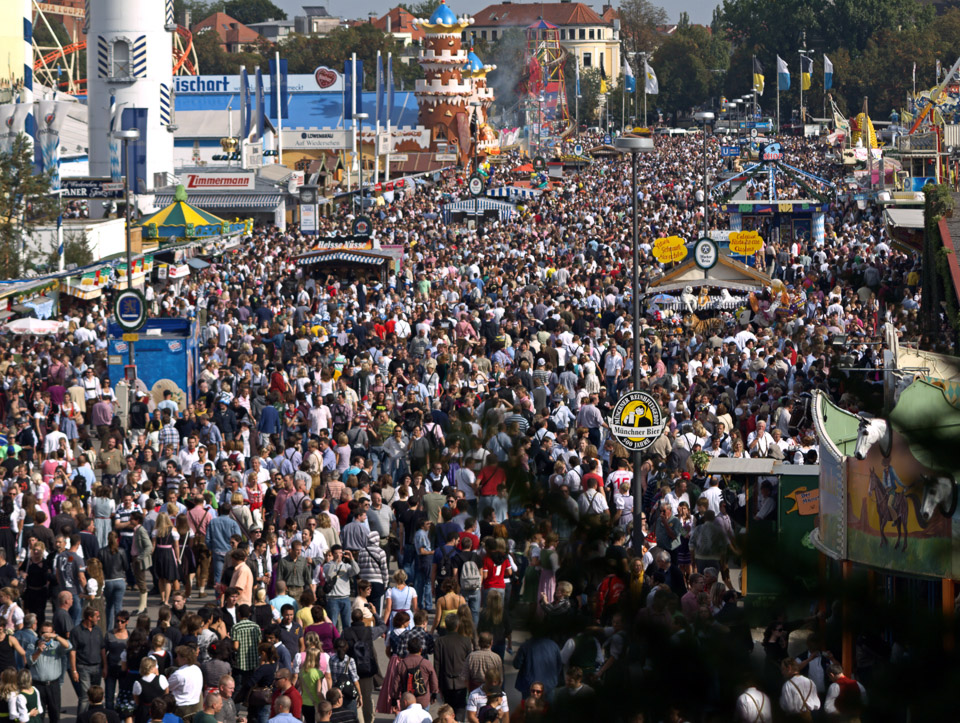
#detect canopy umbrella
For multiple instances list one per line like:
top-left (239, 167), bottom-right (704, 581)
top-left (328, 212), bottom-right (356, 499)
top-left (514, 163), bottom-right (534, 173)
top-left (4, 318), bottom-right (65, 335)
top-left (139, 185), bottom-right (229, 239)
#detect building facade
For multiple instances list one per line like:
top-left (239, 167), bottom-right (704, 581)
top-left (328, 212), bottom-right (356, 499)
top-left (470, 2), bottom-right (621, 82)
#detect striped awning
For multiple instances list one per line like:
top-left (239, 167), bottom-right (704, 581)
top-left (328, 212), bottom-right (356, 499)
top-left (485, 186), bottom-right (542, 200)
top-left (296, 251), bottom-right (391, 267)
top-left (442, 198), bottom-right (516, 222)
top-left (154, 194), bottom-right (283, 210)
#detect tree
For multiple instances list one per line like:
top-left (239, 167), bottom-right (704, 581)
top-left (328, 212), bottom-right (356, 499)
top-left (47, 232), bottom-right (93, 271)
top-left (222, 0), bottom-right (285, 24)
top-left (0, 135), bottom-right (57, 279)
top-left (652, 34), bottom-right (711, 119)
top-left (619, 0), bottom-right (669, 56)
top-left (173, 0), bottom-right (225, 25)
top-left (192, 28), bottom-right (262, 75)
top-left (400, 0), bottom-right (442, 19)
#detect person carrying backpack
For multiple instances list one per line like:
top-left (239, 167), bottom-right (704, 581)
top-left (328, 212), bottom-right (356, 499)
top-left (431, 532), bottom-right (462, 599)
top-left (457, 536), bottom-right (483, 624)
top-left (388, 636), bottom-right (439, 713)
top-left (342, 607), bottom-right (387, 723)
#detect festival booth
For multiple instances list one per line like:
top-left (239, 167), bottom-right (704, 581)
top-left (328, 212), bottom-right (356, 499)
top-left (441, 198), bottom-right (516, 223)
top-left (711, 142), bottom-right (836, 247)
top-left (485, 186), bottom-right (542, 201)
top-left (643, 241), bottom-right (796, 330)
top-left (139, 186), bottom-right (251, 243)
top-left (812, 383), bottom-right (960, 670)
top-left (107, 318), bottom-right (200, 408)
top-left (294, 238), bottom-right (395, 285)
top-left (704, 458), bottom-right (820, 610)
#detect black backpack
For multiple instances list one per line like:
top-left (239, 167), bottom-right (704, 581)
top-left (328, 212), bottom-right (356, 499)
top-left (350, 635), bottom-right (375, 678)
top-left (436, 545), bottom-right (456, 582)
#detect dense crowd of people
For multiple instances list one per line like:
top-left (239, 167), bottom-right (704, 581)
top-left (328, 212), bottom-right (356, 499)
top-left (0, 128), bottom-right (923, 723)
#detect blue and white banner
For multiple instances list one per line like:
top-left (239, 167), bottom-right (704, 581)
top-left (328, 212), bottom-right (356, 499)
top-left (0, 104), bottom-right (30, 156)
top-left (109, 93), bottom-right (121, 182)
top-left (255, 66), bottom-right (265, 139)
top-left (35, 99), bottom-right (66, 191)
top-left (268, 58), bottom-right (289, 119)
top-left (240, 67), bottom-right (251, 140)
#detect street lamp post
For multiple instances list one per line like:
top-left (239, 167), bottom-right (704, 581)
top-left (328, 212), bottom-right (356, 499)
top-left (353, 112), bottom-right (368, 213)
top-left (537, 93), bottom-right (545, 155)
top-left (695, 111), bottom-right (715, 236)
top-left (470, 100), bottom-right (482, 229)
top-left (614, 134), bottom-right (655, 554)
top-left (112, 127), bottom-right (141, 423)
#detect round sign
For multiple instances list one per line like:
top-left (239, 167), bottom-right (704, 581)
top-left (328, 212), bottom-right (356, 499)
top-left (694, 237), bottom-right (719, 270)
top-left (609, 391), bottom-right (665, 452)
top-left (114, 289), bottom-right (147, 334)
top-left (532, 156), bottom-right (546, 171)
top-left (352, 215), bottom-right (372, 237)
top-left (574, 144), bottom-right (584, 156)
top-left (468, 173), bottom-right (485, 197)
top-left (750, 128), bottom-right (758, 138)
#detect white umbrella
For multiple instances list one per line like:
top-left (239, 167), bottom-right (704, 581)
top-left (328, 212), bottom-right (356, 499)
top-left (3, 318), bottom-right (65, 335)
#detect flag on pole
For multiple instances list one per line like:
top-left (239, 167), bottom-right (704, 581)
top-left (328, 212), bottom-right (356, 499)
top-left (777, 56), bottom-right (790, 91)
top-left (644, 60), bottom-right (658, 95)
top-left (622, 56), bottom-right (635, 93)
top-left (800, 55), bottom-right (812, 91)
top-left (575, 59), bottom-right (580, 97)
top-left (386, 53), bottom-right (394, 126)
top-left (109, 92), bottom-right (121, 182)
top-left (255, 67), bottom-right (265, 139)
top-left (600, 55), bottom-right (608, 94)
top-left (375, 51), bottom-right (383, 127)
top-left (937, 59), bottom-right (942, 81)
top-left (823, 54), bottom-right (833, 90)
top-left (753, 57), bottom-right (764, 95)
top-left (913, 62), bottom-right (917, 84)
top-left (240, 67), bottom-right (251, 140)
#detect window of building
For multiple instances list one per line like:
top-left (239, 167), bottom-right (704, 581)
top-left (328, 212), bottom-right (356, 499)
top-left (589, 28), bottom-right (595, 39)
top-left (481, 30), bottom-right (487, 39)
top-left (560, 28), bottom-right (565, 39)
top-left (583, 52), bottom-right (592, 67)
top-left (491, 30), bottom-right (497, 40)
top-left (598, 28), bottom-right (603, 39)
top-left (579, 28), bottom-right (585, 40)
top-left (112, 39), bottom-right (131, 77)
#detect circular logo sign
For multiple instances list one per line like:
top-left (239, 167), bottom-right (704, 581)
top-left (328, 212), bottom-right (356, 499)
top-left (694, 237), bottom-right (719, 270)
top-left (574, 144), bottom-right (583, 156)
top-left (608, 390), bottom-right (665, 452)
top-left (352, 215), bottom-right (372, 237)
top-left (532, 155), bottom-right (546, 171)
top-left (114, 289), bottom-right (147, 333)
top-left (468, 173), bottom-right (485, 197)
top-left (750, 128), bottom-right (758, 138)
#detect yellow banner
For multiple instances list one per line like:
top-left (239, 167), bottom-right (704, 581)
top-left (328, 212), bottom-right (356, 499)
top-left (653, 244), bottom-right (688, 264)
top-left (729, 230), bottom-right (763, 256)
top-left (653, 235), bottom-right (685, 250)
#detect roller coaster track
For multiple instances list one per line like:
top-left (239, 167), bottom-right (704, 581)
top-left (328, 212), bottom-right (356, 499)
top-left (32, 19), bottom-right (197, 95)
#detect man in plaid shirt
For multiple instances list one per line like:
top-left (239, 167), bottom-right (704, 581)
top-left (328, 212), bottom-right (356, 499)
top-left (230, 604), bottom-right (261, 685)
top-left (400, 610), bottom-right (435, 658)
top-left (158, 412), bottom-right (180, 454)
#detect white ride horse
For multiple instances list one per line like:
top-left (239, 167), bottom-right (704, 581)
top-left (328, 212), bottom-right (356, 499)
top-left (854, 415), bottom-right (958, 525)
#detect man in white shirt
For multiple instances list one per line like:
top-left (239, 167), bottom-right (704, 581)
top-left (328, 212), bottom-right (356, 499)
top-left (393, 692), bottom-right (431, 723)
top-left (578, 478), bottom-right (609, 516)
top-left (734, 686), bottom-right (772, 722)
top-left (747, 420), bottom-right (775, 458)
top-left (701, 477), bottom-right (723, 515)
top-left (779, 659), bottom-right (821, 718)
top-left (823, 664), bottom-right (867, 718)
top-left (43, 421), bottom-right (67, 455)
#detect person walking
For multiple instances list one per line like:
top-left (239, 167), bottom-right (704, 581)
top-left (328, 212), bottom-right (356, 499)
top-left (69, 607), bottom-right (105, 717)
top-left (27, 621), bottom-right (71, 723)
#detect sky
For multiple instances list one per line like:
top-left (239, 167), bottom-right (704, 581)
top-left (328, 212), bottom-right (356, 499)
top-left (272, 0), bottom-right (719, 25)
